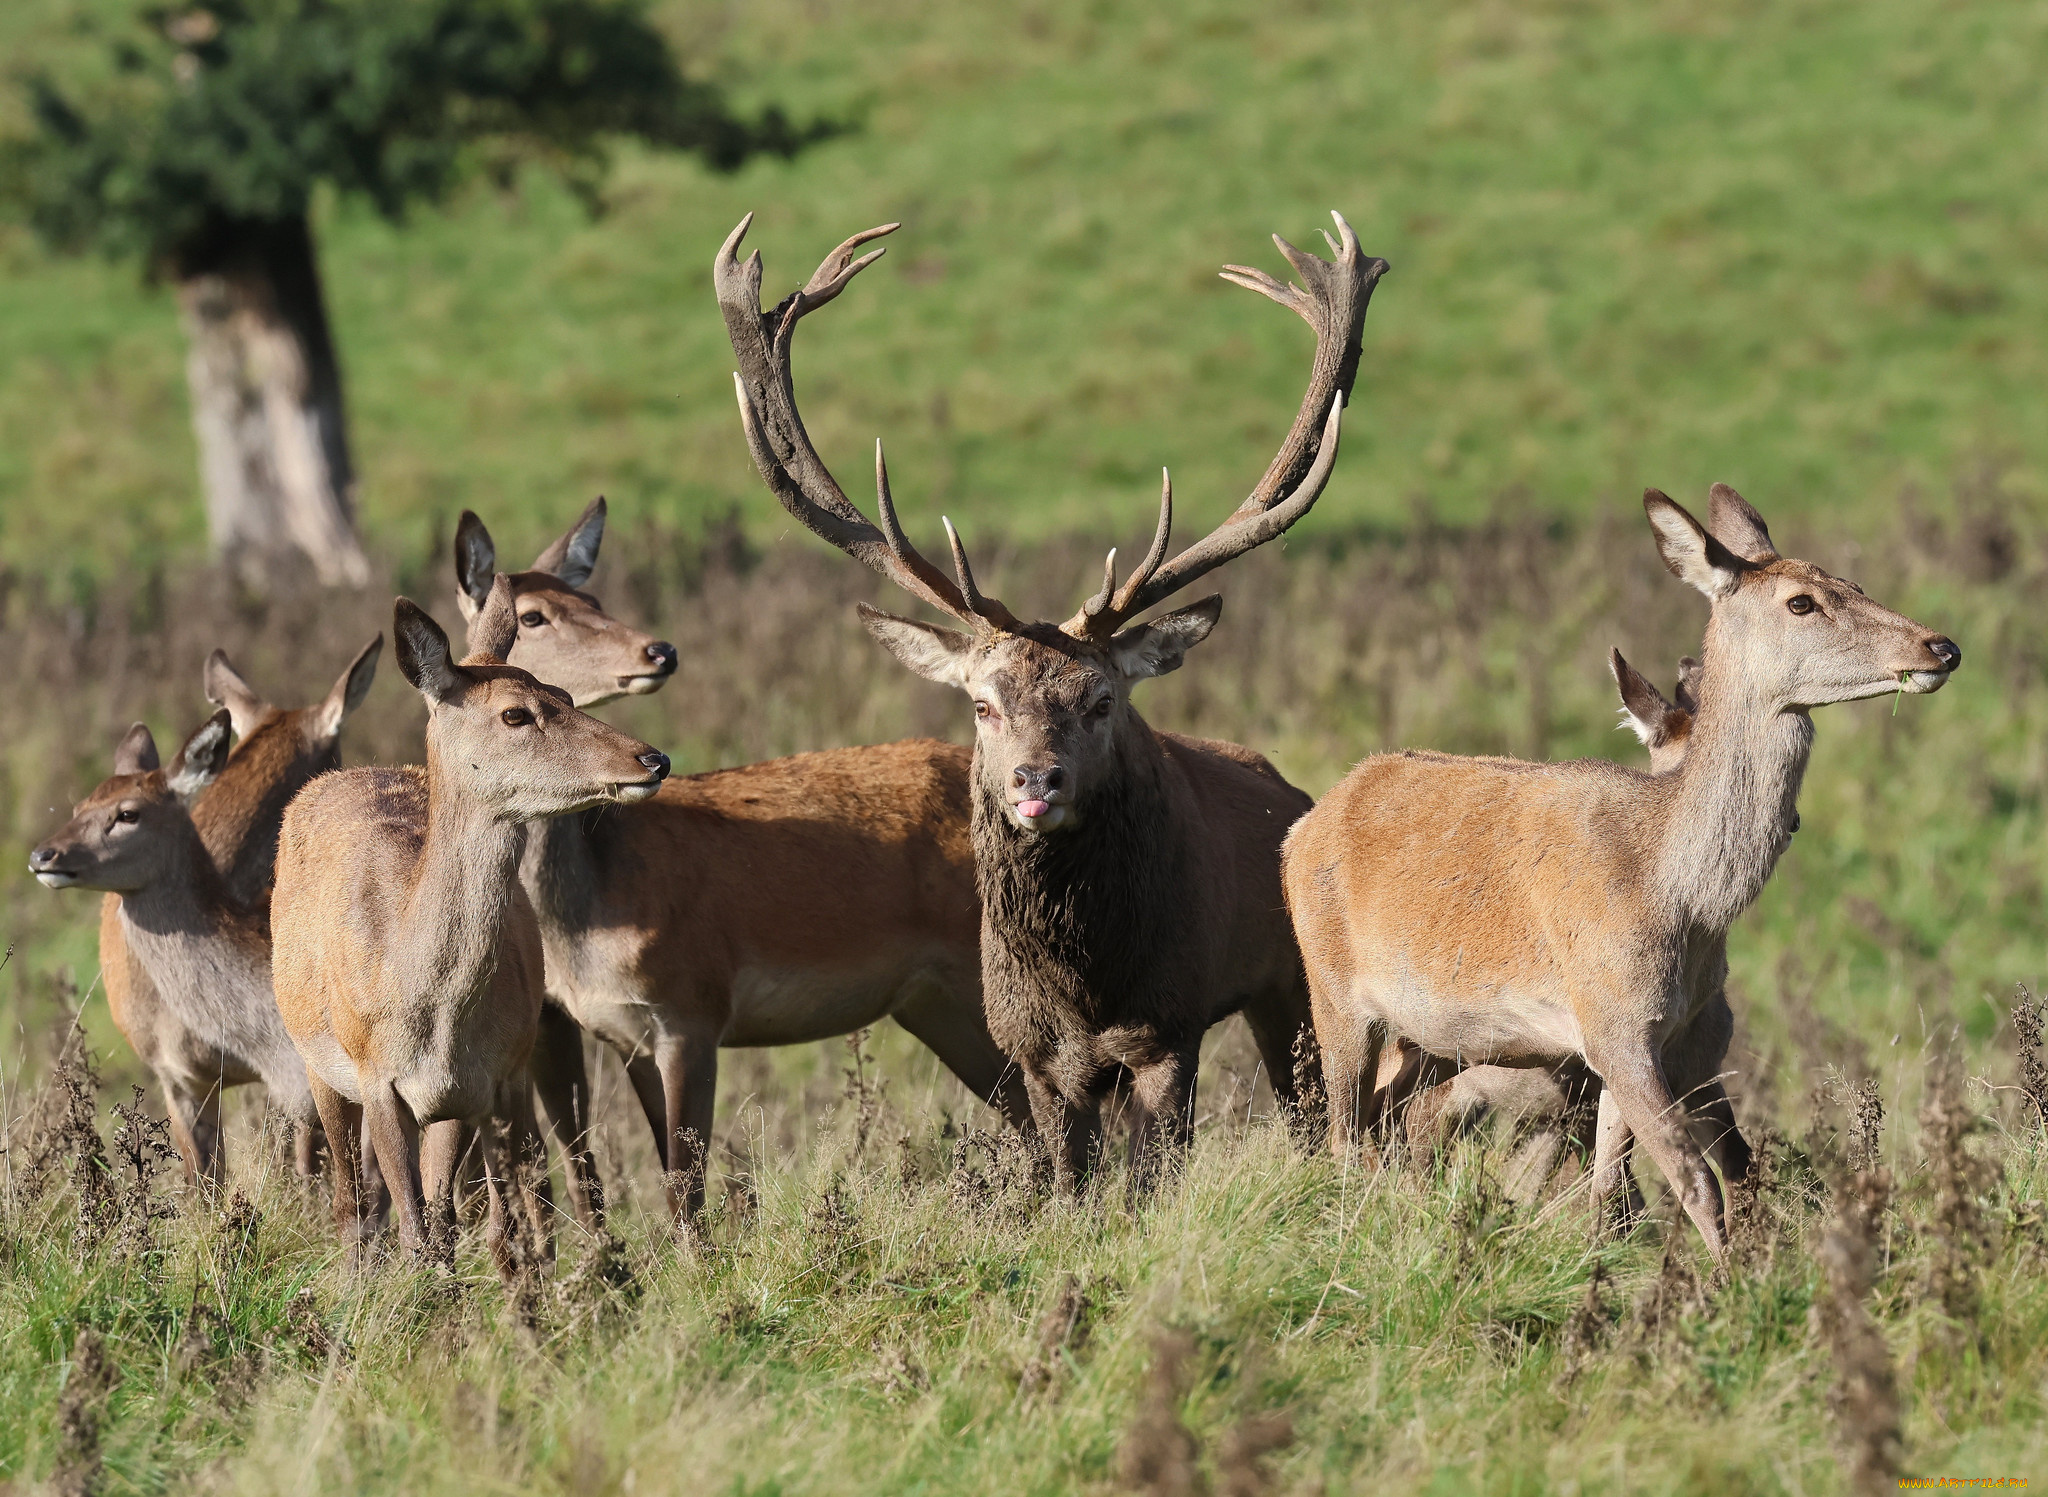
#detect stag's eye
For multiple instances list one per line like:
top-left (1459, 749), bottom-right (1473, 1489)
top-left (501, 707), bottom-right (534, 727)
top-left (974, 701), bottom-right (993, 720)
top-left (1091, 696), bottom-right (1113, 718)
top-left (519, 612), bottom-right (547, 628)
top-left (1787, 595), bottom-right (1816, 616)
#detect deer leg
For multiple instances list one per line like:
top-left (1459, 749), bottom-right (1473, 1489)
top-left (161, 1074), bottom-right (226, 1188)
top-left (1023, 1068), bottom-right (1099, 1193)
top-left (292, 1103), bottom-right (323, 1179)
top-left (1127, 1049), bottom-right (1200, 1192)
top-left (1665, 996), bottom-right (1754, 1189)
top-left (500, 1078), bottom-right (555, 1267)
top-left (419, 1119), bottom-right (469, 1263)
top-left (1588, 1087), bottom-right (1645, 1231)
top-left (308, 1078), bottom-right (369, 1248)
top-left (1316, 1008), bottom-right (1387, 1166)
top-left (529, 1000), bottom-right (603, 1232)
top-left (1592, 1046), bottom-right (1727, 1261)
top-left (1238, 985), bottom-right (1319, 1125)
top-left (653, 1031), bottom-right (719, 1230)
top-left (623, 1052), bottom-right (667, 1156)
top-left (362, 1080), bottom-right (428, 1258)
top-left (890, 983), bottom-right (1036, 1137)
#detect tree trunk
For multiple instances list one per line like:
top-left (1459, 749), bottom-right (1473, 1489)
top-left (174, 214), bottom-right (370, 588)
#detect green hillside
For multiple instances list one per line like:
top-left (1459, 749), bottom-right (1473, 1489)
top-left (2, 0), bottom-right (2044, 578)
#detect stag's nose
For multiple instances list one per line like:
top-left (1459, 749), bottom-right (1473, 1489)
top-left (1927, 637), bottom-right (1961, 672)
top-left (645, 641), bottom-right (678, 676)
top-left (1011, 764), bottom-right (1064, 793)
top-left (637, 751), bottom-right (671, 782)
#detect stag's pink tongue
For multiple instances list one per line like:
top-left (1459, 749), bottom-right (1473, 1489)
top-left (1016, 799), bottom-right (1051, 820)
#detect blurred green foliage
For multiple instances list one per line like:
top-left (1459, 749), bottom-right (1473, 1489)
top-left (0, 0), bottom-right (2043, 577)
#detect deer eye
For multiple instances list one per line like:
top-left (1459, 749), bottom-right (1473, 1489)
top-left (1092, 696), bottom-right (1113, 718)
top-left (501, 707), bottom-right (533, 727)
top-left (1787, 595), bottom-right (1816, 616)
top-left (974, 701), bottom-right (993, 720)
top-left (519, 612), bottom-right (547, 628)
top-left (115, 808), bottom-right (140, 825)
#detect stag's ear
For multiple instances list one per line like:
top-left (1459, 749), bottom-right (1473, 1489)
top-left (315, 634), bottom-right (383, 738)
top-left (1645, 490), bottom-right (1745, 600)
top-left (857, 604), bottom-right (977, 688)
top-left (454, 510), bottom-right (497, 619)
top-left (532, 496), bottom-right (606, 588)
top-left (1674, 655), bottom-right (1704, 715)
top-left (1610, 648), bottom-right (1678, 750)
top-left (1108, 595), bottom-right (1222, 681)
top-left (202, 649), bottom-right (268, 743)
top-left (464, 575), bottom-right (519, 664)
top-left (165, 710), bottom-right (232, 801)
top-left (395, 599), bottom-right (467, 702)
top-left (112, 723), bottom-right (160, 776)
top-left (1707, 483), bottom-right (1777, 563)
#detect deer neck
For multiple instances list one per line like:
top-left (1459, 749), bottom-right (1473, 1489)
top-left (972, 711), bottom-right (1185, 1019)
top-left (115, 814), bottom-right (248, 942)
top-left (520, 807), bottom-right (599, 936)
top-left (397, 744), bottom-right (528, 1003)
top-left (1656, 664), bottom-right (1814, 932)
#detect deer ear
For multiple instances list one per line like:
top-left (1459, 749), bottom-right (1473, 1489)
top-left (112, 722), bottom-right (160, 776)
top-left (532, 496), bottom-right (605, 588)
top-left (464, 574), bottom-right (519, 664)
top-left (857, 604), bottom-right (977, 688)
top-left (1644, 490), bottom-right (1745, 600)
top-left (1674, 655), bottom-right (1704, 714)
top-left (202, 649), bottom-right (268, 743)
top-left (1707, 483), bottom-right (1777, 562)
top-left (1610, 647), bottom-right (1677, 749)
top-left (1108, 595), bottom-right (1222, 681)
top-left (165, 709), bottom-right (232, 801)
top-left (395, 599), bottom-right (467, 702)
top-left (316, 634), bottom-right (383, 738)
top-left (454, 510), bottom-right (497, 617)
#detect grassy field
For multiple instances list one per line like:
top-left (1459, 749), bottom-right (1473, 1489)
top-left (2, 0), bottom-right (2047, 576)
top-left (3, 0), bottom-right (2047, 1491)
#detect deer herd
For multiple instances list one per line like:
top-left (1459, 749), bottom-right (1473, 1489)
top-left (28, 212), bottom-right (1962, 1279)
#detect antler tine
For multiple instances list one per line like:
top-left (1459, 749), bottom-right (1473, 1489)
top-left (1064, 467), bottom-right (1175, 637)
top-left (717, 216), bottom-right (985, 631)
top-left (941, 517), bottom-right (1021, 632)
top-left (1111, 468), bottom-right (1175, 614)
top-left (1077, 547), bottom-right (1119, 625)
top-left (1077, 213), bottom-right (1387, 630)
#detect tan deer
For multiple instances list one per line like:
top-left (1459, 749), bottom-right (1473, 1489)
top-left (40, 640), bottom-right (378, 1181)
top-left (1284, 486), bottom-right (1960, 1256)
top-left (455, 506), bottom-right (1032, 1229)
top-left (1390, 650), bottom-right (1707, 1204)
top-left (269, 583), bottom-right (669, 1270)
top-left (717, 213), bottom-right (1387, 1186)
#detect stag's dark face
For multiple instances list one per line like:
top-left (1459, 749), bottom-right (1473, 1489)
top-left (857, 598), bottom-right (1223, 836)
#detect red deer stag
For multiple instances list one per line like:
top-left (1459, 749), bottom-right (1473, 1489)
top-left (42, 640), bottom-right (378, 1181)
top-left (1285, 487), bottom-right (1959, 1256)
top-left (270, 582), bottom-right (668, 1273)
top-left (717, 213), bottom-right (1387, 1187)
top-left (455, 506), bottom-right (1033, 1230)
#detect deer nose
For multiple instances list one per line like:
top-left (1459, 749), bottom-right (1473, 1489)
top-left (637, 751), bottom-right (671, 782)
top-left (645, 641), bottom-right (678, 675)
top-left (1927, 637), bottom-right (1961, 672)
top-left (1011, 764), bottom-right (1064, 794)
top-left (28, 845), bottom-right (59, 871)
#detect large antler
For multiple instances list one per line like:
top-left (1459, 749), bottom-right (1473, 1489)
top-left (716, 215), bottom-right (1020, 634)
top-left (1065, 212), bottom-right (1388, 640)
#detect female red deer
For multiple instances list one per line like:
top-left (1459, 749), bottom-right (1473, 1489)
top-left (717, 213), bottom-right (1388, 1187)
top-left (1284, 487), bottom-right (1960, 1257)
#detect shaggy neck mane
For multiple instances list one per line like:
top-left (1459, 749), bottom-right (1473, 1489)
top-left (972, 710), bottom-right (1187, 1027)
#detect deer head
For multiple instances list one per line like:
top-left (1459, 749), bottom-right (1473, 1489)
top-left (399, 577), bottom-right (670, 819)
top-left (204, 635), bottom-right (382, 750)
top-left (1644, 485), bottom-right (1960, 713)
top-left (716, 214), bottom-right (1387, 833)
top-left (453, 497), bottom-right (679, 707)
top-left (1610, 649), bottom-right (1698, 774)
top-left (29, 712), bottom-right (232, 892)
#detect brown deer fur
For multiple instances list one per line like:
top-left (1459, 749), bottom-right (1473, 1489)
top-left (1284, 486), bottom-right (1960, 1256)
top-left (270, 581), bottom-right (668, 1268)
top-left (64, 639), bottom-right (378, 1180)
top-left (457, 504), bottom-right (1030, 1229)
top-left (717, 214), bottom-right (1388, 1186)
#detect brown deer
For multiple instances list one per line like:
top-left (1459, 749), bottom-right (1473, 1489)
top-left (269, 582), bottom-right (669, 1270)
top-left (52, 640), bottom-right (378, 1180)
top-left (1284, 486), bottom-right (1960, 1256)
top-left (31, 712), bottom-right (322, 1166)
top-left (455, 507), bottom-right (1032, 1230)
top-left (717, 213), bottom-right (1387, 1187)
top-left (448, 498), bottom-right (678, 1227)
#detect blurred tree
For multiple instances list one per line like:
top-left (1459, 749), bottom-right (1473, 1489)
top-left (1, 0), bottom-right (825, 586)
